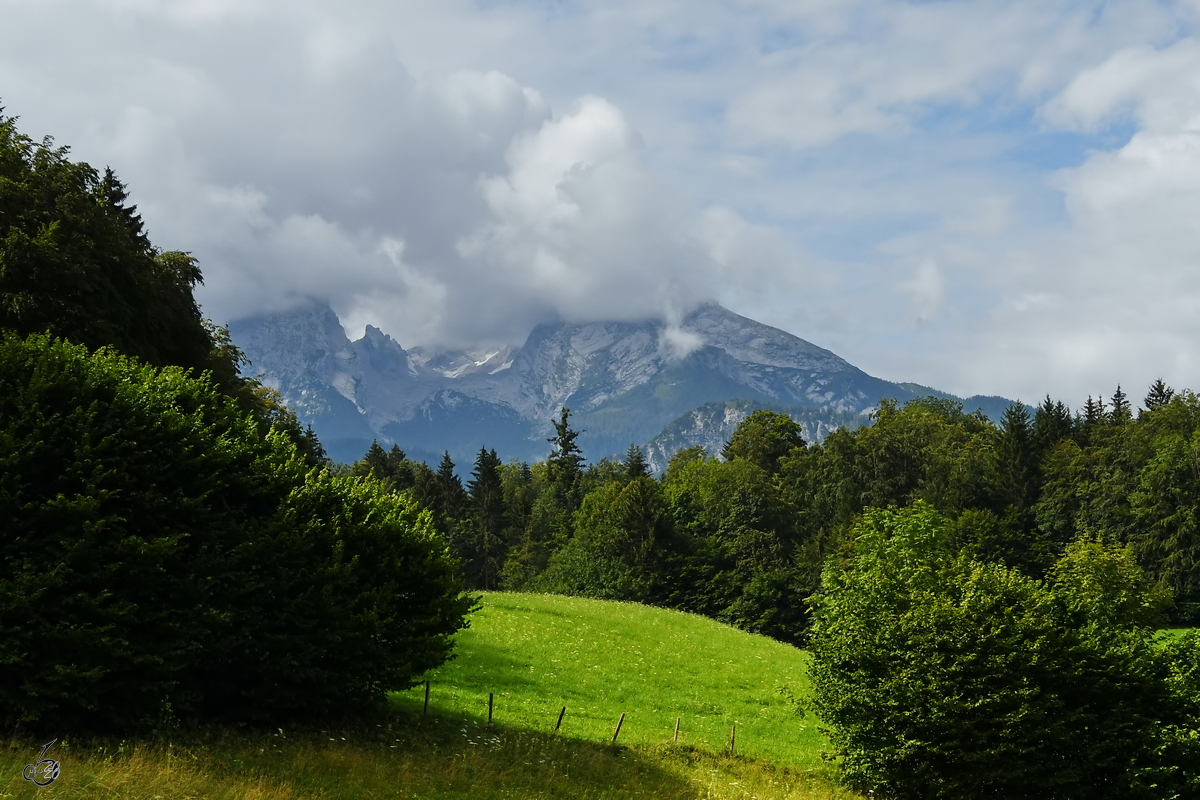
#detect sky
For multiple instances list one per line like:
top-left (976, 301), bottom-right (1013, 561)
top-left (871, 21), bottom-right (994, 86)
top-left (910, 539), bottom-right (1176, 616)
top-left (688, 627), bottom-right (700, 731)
top-left (3, 0), bottom-right (1200, 407)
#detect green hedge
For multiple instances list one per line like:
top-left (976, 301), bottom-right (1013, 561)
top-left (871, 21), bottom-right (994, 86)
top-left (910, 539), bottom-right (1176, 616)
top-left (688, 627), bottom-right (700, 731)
top-left (807, 502), bottom-right (1200, 800)
top-left (0, 333), bottom-right (471, 731)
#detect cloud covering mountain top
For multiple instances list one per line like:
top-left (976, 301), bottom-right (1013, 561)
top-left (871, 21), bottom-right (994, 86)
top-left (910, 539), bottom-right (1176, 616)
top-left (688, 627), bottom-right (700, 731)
top-left (5, 0), bottom-right (1200, 405)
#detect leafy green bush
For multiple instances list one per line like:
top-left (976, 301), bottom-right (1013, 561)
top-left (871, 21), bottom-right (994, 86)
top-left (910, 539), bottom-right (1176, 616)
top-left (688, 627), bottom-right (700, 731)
top-left (0, 333), bottom-right (470, 731)
top-left (807, 502), bottom-right (1199, 800)
top-left (194, 470), bottom-right (471, 723)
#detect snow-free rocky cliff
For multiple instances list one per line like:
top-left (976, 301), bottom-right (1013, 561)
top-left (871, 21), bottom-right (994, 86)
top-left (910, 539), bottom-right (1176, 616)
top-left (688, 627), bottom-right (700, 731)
top-left (230, 302), bottom-right (1015, 468)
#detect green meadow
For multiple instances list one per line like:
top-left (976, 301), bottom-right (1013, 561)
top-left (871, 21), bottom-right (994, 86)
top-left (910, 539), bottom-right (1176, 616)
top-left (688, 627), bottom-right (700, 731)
top-left (395, 592), bottom-right (824, 768)
top-left (2, 594), bottom-right (854, 799)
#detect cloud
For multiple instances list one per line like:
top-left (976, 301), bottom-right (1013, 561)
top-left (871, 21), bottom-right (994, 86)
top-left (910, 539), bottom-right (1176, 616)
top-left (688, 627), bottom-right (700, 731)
top-left (973, 38), bottom-right (1200, 398)
top-left (455, 95), bottom-right (718, 329)
top-left (1041, 40), bottom-right (1200, 132)
top-left (659, 323), bottom-right (706, 360)
top-left (0, 1), bottom-right (741, 349)
top-left (4, 0), bottom-right (1200, 408)
top-left (725, 0), bottom-right (1175, 149)
top-left (900, 260), bottom-right (946, 323)
top-left (856, 34), bottom-right (1200, 404)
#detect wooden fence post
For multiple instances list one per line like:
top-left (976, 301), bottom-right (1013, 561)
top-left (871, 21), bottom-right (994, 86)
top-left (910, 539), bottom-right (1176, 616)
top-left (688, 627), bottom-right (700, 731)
top-left (674, 717), bottom-right (680, 743)
top-left (612, 712), bottom-right (625, 743)
top-left (487, 693), bottom-right (494, 728)
top-left (555, 707), bottom-right (566, 733)
top-left (423, 681), bottom-right (430, 717)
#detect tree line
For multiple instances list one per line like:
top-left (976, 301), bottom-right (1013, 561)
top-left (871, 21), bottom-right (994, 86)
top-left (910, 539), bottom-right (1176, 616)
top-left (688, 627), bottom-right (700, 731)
top-left (354, 385), bottom-right (1200, 646)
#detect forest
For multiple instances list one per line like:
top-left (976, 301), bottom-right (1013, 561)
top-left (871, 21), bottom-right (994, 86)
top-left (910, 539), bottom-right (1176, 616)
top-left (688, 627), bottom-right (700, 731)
top-left (356, 383), bottom-right (1200, 643)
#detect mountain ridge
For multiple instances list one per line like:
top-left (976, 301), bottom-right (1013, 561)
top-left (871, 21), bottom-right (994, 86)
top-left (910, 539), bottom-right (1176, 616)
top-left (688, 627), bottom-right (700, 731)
top-left (230, 302), bottom-right (1015, 467)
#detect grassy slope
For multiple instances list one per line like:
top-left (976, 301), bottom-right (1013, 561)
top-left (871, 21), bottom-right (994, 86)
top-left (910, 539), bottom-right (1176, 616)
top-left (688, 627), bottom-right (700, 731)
top-left (395, 592), bottom-right (825, 768)
top-left (2, 593), bottom-right (855, 799)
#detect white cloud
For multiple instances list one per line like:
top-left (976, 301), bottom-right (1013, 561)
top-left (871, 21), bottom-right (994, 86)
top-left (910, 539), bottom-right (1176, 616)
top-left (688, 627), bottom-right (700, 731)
top-left (659, 322), bottom-right (706, 360)
top-left (899, 260), bottom-right (946, 323)
top-left (457, 96), bottom-right (717, 326)
top-left (726, 0), bottom-right (1175, 150)
top-left (4, 0), bottom-right (1200, 407)
top-left (1042, 40), bottom-right (1200, 132)
top-left (692, 205), bottom-right (818, 313)
top-left (870, 35), bottom-right (1200, 402)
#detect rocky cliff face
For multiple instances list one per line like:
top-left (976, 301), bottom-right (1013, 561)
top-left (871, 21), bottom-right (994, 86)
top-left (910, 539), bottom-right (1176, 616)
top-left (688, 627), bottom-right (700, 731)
top-left (231, 302), bottom-right (1011, 467)
top-left (642, 400), bottom-right (867, 475)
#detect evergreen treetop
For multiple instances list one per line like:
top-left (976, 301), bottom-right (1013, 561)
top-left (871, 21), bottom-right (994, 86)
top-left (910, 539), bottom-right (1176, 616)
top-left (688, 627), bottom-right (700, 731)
top-left (547, 407), bottom-right (584, 488)
top-left (1145, 378), bottom-right (1175, 410)
top-left (624, 443), bottom-right (649, 479)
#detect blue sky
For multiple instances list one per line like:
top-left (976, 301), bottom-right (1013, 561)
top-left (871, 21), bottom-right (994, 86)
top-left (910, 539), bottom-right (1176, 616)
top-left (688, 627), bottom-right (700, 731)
top-left (3, 0), bottom-right (1200, 406)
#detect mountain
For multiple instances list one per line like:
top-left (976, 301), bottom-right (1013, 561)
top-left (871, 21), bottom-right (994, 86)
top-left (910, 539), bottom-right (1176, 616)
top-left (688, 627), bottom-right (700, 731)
top-left (230, 302), bottom-right (1015, 467)
top-left (642, 400), bottom-right (868, 475)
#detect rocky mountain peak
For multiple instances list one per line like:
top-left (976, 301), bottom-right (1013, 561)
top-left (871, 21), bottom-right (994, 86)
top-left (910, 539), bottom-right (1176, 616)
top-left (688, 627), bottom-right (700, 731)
top-left (682, 303), bottom-right (852, 372)
top-left (233, 302), bottom-right (352, 387)
top-left (354, 325), bottom-right (411, 376)
top-left (230, 301), bottom-right (1015, 466)
top-left (409, 345), bottom-right (517, 379)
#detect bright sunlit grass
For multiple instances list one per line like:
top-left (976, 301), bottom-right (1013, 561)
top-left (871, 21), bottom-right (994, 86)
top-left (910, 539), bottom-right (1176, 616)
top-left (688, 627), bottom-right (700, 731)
top-left (394, 592), bottom-right (826, 769)
top-left (1162, 627), bottom-right (1197, 639)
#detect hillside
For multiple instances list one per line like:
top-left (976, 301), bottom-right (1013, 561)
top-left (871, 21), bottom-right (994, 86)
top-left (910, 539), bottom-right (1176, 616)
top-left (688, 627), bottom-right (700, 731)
top-left (396, 592), bottom-right (828, 769)
top-left (2, 593), bottom-right (857, 800)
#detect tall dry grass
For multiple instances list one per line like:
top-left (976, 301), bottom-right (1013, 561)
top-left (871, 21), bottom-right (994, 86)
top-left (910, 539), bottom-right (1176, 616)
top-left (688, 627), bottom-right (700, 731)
top-left (3, 723), bottom-right (856, 800)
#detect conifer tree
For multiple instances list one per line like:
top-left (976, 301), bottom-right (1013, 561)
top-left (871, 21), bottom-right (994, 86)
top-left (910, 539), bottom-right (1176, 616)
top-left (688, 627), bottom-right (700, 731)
top-left (1145, 378), bottom-right (1175, 410)
top-left (435, 451), bottom-right (467, 525)
top-left (995, 403), bottom-right (1036, 510)
top-left (1033, 395), bottom-right (1074, 454)
top-left (359, 440), bottom-right (389, 476)
top-left (624, 443), bottom-right (649, 479)
top-left (547, 407), bottom-right (584, 490)
top-left (1079, 396), bottom-right (1106, 440)
top-left (469, 447), bottom-right (506, 590)
top-left (1110, 385), bottom-right (1132, 425)
top-left (352, 441), bottom-right (412, 489)
top-left (500, 460), bottom-right (537, 538)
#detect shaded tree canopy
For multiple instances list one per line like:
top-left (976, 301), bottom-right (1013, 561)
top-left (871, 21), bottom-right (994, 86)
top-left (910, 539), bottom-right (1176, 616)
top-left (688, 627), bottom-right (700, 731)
top-left (0, 334), bottom-right (472, 731)
top-left (721, 408), bottom-right (805, 473)
top-left (0, 109), bottom-right (219, 378)
top-left (0, 107), bottom-right (325, 464)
